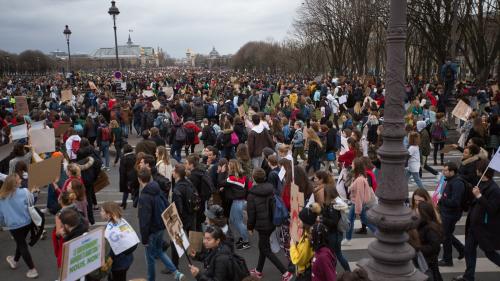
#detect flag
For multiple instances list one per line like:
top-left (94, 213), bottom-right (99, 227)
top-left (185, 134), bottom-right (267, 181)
top-left (488, 147), bottom-right (500, 172)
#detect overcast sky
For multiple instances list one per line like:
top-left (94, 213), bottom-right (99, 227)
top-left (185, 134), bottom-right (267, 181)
top-left (0, 0), bottom-right (301, 58)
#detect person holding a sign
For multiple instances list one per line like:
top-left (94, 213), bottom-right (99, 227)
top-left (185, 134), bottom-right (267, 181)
top-left (0, 175), bottom-right (39, 279)
top-left (101, 202), bottom-right (138, 281)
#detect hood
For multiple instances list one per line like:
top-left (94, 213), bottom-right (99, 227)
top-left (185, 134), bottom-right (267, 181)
top-left (462, 154), bottom-right (479, 166)
top-left (77, 146), bottom-right (94, 159)
top-left (190, 168), bottom-right (205, 178)
top-left (249, 182), bottom-right (274, 197)
top-left (252, 123), bottom-right (265, 134)
top-left (416, 121), bottom-right (426, 132)
top-left (142, 180), bottom-right (162, 196)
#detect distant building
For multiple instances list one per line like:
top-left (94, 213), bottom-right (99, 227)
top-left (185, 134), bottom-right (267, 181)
top-left (90, 34), bottom-right (159, 67)
top-left (185, 48), bottom-right (196, 67)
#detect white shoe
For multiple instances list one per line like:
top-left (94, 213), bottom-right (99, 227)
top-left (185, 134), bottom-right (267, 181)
top-left (341, 239), bottom-right (351, 246)
top-left (6, 256), bottom-right (17, 269)
top-left (26, 268), bottom-right (38, 279)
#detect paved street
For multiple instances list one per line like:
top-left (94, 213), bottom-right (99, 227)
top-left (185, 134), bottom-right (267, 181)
top-left (0, 134), bottom-right (499, 281)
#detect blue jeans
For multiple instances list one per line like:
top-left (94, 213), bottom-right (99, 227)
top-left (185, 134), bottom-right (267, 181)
top-left (328, 231), bottom-right (350, 271)
top-left (230, 199), bottom-right (249, 242)
top-left (346, 204), bottom-right (376, 240)
top-left (100, 141), bottom-right (110, 167)
top-left (121, 123), bottom-right (129, 137)
top-left (171, 143), bottom-right (182, 163)
top-left (145, 230), bottom-right (177, 281)
top-left (406, 169), bottom-right (424, 189)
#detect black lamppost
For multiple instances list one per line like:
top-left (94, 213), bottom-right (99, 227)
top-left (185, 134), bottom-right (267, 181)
top-left (108, 0), bottom-right (120, 69)
top-left (63, 25), bottom-right (72, 72)
top-left (357, 1), bottom-right (426, 280)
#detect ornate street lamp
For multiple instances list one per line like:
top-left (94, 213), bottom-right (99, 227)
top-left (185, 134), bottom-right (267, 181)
top-left (63, 25), bottom-right (72, 72)
top-left (357, 1), bottom-right (427, 280)
top-left (108, 0), bottom-right (120, 69)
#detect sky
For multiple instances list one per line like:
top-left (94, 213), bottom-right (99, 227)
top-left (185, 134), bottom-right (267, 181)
top-left (0, 0), bottom-right (301, 58)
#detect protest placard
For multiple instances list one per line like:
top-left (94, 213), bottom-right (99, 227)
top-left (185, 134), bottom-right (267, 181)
top-left (15, 96), bottom-right (29, 116)
top-left (30, 120), bottom-right (45, 130)
top-left (55, 123), bottom-right (72, 137)
top-left (339, 95), bottom-right (348, 105)
top-left (142, 90), bottom-right (154, 98)
top-left (162, 204), bottom-right (190, 258)
top-left (121, 82), bottom-right (127, 91)
top-left (11, 124), bottom-right (28, 140)
top-left (152, 100), bottom-right (161, 110)
top-left (163, 87), bottom-right (174, 97)
top-left (452, 100), bottom-right (473, 121)
top-left (289, 182), bottom-right (304, 243)
top-left (61, 89), bottom-right (73, 102)
top-left (188, 231), bottom-right (204, 253)
top-left (104, 218), bottom-right (139, 255)
top-left (28, 155), bottom-right (62, 189)
top-left (488, 147), bottom-right (500, 173)
top-left (29, 128), bottom-right (55, 153)
top-left (59, 228), bottom-right (105, 281)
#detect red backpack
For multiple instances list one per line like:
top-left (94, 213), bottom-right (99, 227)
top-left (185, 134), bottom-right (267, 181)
top-left (100, 127), bottom-right (111, 141)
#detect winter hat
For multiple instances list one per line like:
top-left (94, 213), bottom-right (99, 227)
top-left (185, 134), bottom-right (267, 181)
top-left (416, 121), bottom-right (427, 133)
top-left (205, 205), bottom-right (225, 220)
top-left (299, 202), bottom-right (322, 226)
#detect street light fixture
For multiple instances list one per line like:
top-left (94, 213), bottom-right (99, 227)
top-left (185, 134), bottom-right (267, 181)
top-left (63, 25), bottom-right (72, 73)
top-left (108, 0), bottom-right (120, 69)
top-left (357, 1), bottom-right (426, 280)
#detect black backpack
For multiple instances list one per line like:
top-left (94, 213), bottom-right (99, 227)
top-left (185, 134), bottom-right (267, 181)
top-left (185, 181), bottom-right (202, 213)
top-left (185, 127), bottom-right (196, 144)
top-left (215, 252), bottom-right (250, 281)
top-left (200, 173), bottom-right (216, 202)
top-left (459, 177), bottom-right (475, 212)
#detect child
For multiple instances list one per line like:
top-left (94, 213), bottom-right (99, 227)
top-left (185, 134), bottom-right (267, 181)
top-left (311, 222), bottom-right (336, 281)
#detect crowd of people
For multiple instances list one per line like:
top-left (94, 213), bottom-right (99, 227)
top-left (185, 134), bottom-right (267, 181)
top-left (0, 69), bottom-right (499, 281)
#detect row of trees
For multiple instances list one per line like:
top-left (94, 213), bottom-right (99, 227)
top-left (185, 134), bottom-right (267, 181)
top-left (231, 0), bottom-right (500, 84)
top-left (0, 50), bottom-right (59, 74)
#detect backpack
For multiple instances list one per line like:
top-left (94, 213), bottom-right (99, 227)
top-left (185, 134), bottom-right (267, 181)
top-left (175, 127), bottom-right (187, 142)
top-left (100, 127), bottom-right (111, 142)
top-left (230, 131), bottom-right (239, 145)
top-left (185, 127), bottom-right (196, 144)
top-left (71, 139), bottom-right (80, 157)
top-left (459, 177), bottom-right (475, 212)
top-left (217, 252), bottom-right (250, 281)
top-left (271, 194), bottom-right (289, 226)
top-left (249, 95), bottom-right (260, 109)
top-left (431, 122), bottom-right (446, 141)
top-left (200, 173), bottom-right (216, 202)
top-left (207, 104), bottom-right (216, 118)
top-left (186, 183), bottom-right (202, 214)
top-left (336, 208), bottom-right (351, 233)
top-left (153, 193), bottom-right (169, 228)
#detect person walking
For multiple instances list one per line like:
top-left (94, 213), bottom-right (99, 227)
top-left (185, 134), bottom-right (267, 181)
top-left (110, 120), bottom-right (124, 167)
top-left (406, 132), bottom-right (425, 189)
top-left (96, 117), bottom-right (111, 170)
top-left (0, 175), bottom-right (39, 279)
top-left (119, 144), bottom-right (135, 209)
top-left (311, 222), bottom-right (337, 281)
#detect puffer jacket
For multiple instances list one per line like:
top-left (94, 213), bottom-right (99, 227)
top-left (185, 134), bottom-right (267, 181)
top-left (247, 182), bottom-right (275, 232)
top-left (195, 243), bottom-right (233, 281)
top-left (221, 175), bottom-right (251, 201)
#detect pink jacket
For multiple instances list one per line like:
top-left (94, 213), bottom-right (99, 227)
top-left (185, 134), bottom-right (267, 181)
top-left (350, 176), bottom-right (373, 215)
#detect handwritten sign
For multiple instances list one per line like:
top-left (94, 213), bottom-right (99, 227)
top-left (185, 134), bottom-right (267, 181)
top-left (15, 96), bottom-right (29, 116)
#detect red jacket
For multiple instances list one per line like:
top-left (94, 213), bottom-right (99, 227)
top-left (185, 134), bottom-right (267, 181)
top-left (366, 169), bottom-right (378, 191)
top-left (338, 149), bottom-right (355, 168)
top-left (312, 247), bottom-right (336, 281)
top-left (183, 121), bottom-right (201, 145)
top-left (426, 91), bottom-right (437, 107)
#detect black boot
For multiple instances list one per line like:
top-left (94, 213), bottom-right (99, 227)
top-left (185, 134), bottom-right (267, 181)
top-left (355, 224), bottom-right (367, 234)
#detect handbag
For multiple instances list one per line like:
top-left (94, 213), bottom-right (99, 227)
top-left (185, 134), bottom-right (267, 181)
top-left (26, 190), bottom-right (42, 227)
top-left (93, 170), bottom-right (110, 193)
top-left (363, 181), bottom-right (378, 210)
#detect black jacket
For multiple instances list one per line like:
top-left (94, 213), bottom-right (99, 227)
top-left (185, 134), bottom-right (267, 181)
top-left (458, 155), bottom-right (480, 186)
top-left (322, 203), bottom-right (341, 233)
top-left (119, 152), bottom-right (136, 193)
top-left (267, 167), bottom-right (282, 195)
top-left (173, 178), bottom-right (195, 231)
top-left (247, 182), bottom-right (275, 232)
top-left (138, 181), bottom-right (165, 244)
top-left (326, 128), bottom-right (338, 153)
top-left (438, 175), bottom-right (464, 218)
top-left (152, 167), bottom-right (171, 197)
top-left (466, 179), bottom-right (500, 250)
top-left (63, 223), bottom-right (89, 242)
top-left (189, 167), bottom-right (210, 202)
top-left (151, 135), bottom-right (166, 147)
top-left (196, 244), bottom-right (233, 281)
top-left (416, 221), bottom-right (442, 281)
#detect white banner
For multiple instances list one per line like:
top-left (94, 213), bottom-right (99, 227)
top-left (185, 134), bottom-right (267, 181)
top-left (104, 218), bottom-right (140, 255)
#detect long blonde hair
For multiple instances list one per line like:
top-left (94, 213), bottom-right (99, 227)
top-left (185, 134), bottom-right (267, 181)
top-left (0, 175), bottom-right (19, 199)
top-left (228, 159), bottom-right (243, 177)
top-left (307, 128), bottom-right (323, 148)
top-left (156, 146), bottom-right (170, 165)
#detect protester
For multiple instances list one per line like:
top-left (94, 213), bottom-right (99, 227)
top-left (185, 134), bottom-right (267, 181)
top-left (110, 119), bottom-right (124, 166)
top-left (119, 144), bottom-right (136, 209)
top-left (310, 222), bottom-right (337, 281)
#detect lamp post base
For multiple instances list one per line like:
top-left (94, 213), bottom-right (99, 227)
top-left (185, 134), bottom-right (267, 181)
top-left (358, 258), bottom-right (428, 281)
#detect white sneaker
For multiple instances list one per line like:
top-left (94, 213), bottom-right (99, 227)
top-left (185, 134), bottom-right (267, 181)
top-left (341, 239), bottom-right (351, 246)
top-left (26, 268), bottom-right (38, 279)
top-left (6, 256), bottom-right (17, 269)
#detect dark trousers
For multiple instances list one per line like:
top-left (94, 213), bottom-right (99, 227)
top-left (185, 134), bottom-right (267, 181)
top-left (184, 144), bottom-right (195, 156)
top-left (114, 144), bottom-right (122, 164)
top-left (85, 184), bottom-right (95, 224)
top-left (10, 224), bottom-right (34, 269)
top-left (256, 230), bottom-right (287, 274)
top-left (441, 215), bottom-right (464, 263)
top-left (464, 229), bottom-right (500, 281)
top-left (109, 269), bottom-right (127, 281)
top-left (433, 142), bottom-right (445, 165)
top-left (328, 231), bottom-right (351, 272)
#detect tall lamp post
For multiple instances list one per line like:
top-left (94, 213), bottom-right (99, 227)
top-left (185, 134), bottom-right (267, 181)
top-left (108, 0), bottom-right (120, 69)
top-left (63, 25), bottom-right (72, 73)
top-left (357, 0), bottom-right (426, 280)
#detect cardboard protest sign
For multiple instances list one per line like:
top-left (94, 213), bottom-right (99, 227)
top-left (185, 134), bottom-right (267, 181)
top-left (452, 100), bottom-right (473, 121)
top-left (152, 100), bottom-right (161, 110)
top-left (338, 95), bottom-right (348, 105)
top-left (188, 231), bottom-right (204, 253)
top-left (142, 90), bottom-right (154, 98)
top-left (29, 128), bottom-right (55, 153)
top-left (61, 89), bottom-right (73, 102)
top-left (28, 155), bottom-right (62, 189)
top-left (55, 123), bottom-right (72, 137)
top-left (15, 96), bottom-right (29, 116)
top-left (11, 124), bottom-right (28, 140)
top-left (30, 120), bottom-right (45, 130)
top-left (104, 218), bottom-right (139, 255)
top-left (163, 87), bottom-right (174, 97)
top-left (289, 182), bottom-right (304, 243)
top-left (88, 81), bottom-right (97, 90)
top-left (0, 143), bottom-right (15, 161)
top-left (59, 228), bottom-right (105, 281)
top-left (121, 82), bottom-right (127, 91)
top-left (162, 204), bottom-right (190, 258)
